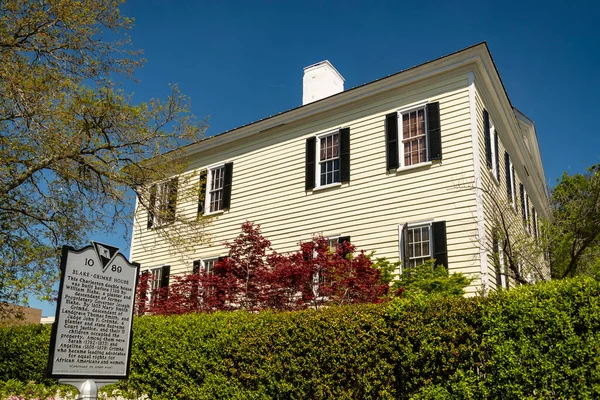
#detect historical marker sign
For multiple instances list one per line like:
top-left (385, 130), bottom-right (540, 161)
top-left (47, 243), bottom-right (140, 379)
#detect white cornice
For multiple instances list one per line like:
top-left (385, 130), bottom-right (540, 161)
top-left (470, 54), bottom-right (550, 216)
top-left (172, 43), bottom-right (549, 215)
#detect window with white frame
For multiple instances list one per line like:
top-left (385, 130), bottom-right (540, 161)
top-left (505, 152), bottom-right (516, 205)
top-left (401, 107), bottom-right (428, 167)
top-left (317, 131), bottom-right (340, 186)
top-left (149, 267), bottom-right (162, 295)
top-left (208, 165), bottom-right (225, 213)
top-left (405, 224), bottom-right (431, 268)
top-left (490, 125), bottom-right (499, 181)
top-left (147, 178), bottom-right (178, 228)
top-left (193, 257), bottom-right (217, 275)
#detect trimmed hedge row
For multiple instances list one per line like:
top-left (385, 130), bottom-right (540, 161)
top-left (2, 277), bottom-right (600, 399)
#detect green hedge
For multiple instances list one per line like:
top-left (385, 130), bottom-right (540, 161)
top-left (2, 277), bottom-right (600, 399)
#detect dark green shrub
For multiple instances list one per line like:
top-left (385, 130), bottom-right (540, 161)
top-left (0, 323), bottom-right (53, 384)
top-left (480, 277), bottom-right (600, 399)
top-left (2, 277), bottom-right (600, 399)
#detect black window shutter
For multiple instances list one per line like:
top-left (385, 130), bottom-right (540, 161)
top-left (217, 256), bottom-right (225, 263)
top-left (338, 236), bottom-right (351, 256)
top-left (401, 223), bottom-right (409, 269)
top-left (432, 221), bottom-right (448, 269)
top-left (160, 265), bottom-right (170, 288)
top-left (494, 129), bottom-right (500, 180)
top-left (520, 183), bottom-right (526, 222)
top-left (385, 113), bottom-right (399, 171)
top-left (532, 207), bottom-right (538, 239)
top-left (505, 152), bottom-right (512, 202)
top-left (340, 128), bottom-right (350, 183)
top-left (484, 109), bottom-right (492, 169)
top-left (222, 162), bottom-right (233, 209)
top-left (167, 178), bottom-right (178, 223)
top-left (427, 102), bottom-right (442, 161)
top-left (338, 236), bottom-right (351, 245)
top-left (305, 137), bottom-right (316, 190)
top-left (198, 170), bottom-right (207, 216)
top-left (147, 184), bottom-right (157, 229)
top-left (511, 166), bottom-right (516, 200)
top-left (192, 260), bottom-right (201, 275)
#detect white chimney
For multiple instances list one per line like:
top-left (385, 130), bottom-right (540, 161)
top-left (302, 60), bottom-right (344, 105)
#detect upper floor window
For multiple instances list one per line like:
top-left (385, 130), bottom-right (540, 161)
top-left (147, 178), bottom-right (178, 229)
top-left (385, 102), bottom-right (441, 171)
top-left (402, 108), bottom-right (427, 166)
top-left (484, 109), bottom-right (499, 181)
top-left (505, 152), bottom-right (516, 205)
top-left (305, 128), bottom-right (350, 190)
top-left (519, 183), bottom-right (530, 232)
top-left (209, 165), bottom-right (225, 213)
top-left (318, 132), bottom-right (340, 186)
top-left (198, 163), bottom-right (233, 216)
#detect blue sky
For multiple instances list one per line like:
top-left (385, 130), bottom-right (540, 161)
top-left (30, 0), bottom-right (600, 315)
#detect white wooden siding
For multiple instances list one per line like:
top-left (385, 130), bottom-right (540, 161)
top-left (131, 70), bottom-right (483, 293)
top-left (474, 82), bottom-right (550, 291)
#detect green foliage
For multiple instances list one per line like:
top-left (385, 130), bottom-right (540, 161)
top-left (548, 164), bottom-right (600, 279)
top-left (393, 259), bottom-right (473, 297)
top-left (0, 324), bottom-right (52, 384)
top-left (370, 255), bottom-right (401, 286)
top-left (480, 277), bottom-right (600, 399)
top-left (0, 379), bottom-right (76, 400)
top-left (3, 277), bottom-right (600, 399)
top-left (0, 0), bottom-right (206, 310)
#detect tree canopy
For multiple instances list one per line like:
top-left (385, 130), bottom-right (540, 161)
top-left (548, 164), bottom-right (600, 279)
top-left (0, 0), bottom-right (206, 310)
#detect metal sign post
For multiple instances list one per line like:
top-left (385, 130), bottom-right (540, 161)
top-left (47, 242), bottom-right (140, 399)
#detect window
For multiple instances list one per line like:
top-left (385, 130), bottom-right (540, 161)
top-left (400, 221), bottom-right (447, 271)
top-left (405, 224), bottom-right (431, 268)
top-left (505, 152), bottom-right (516, 204)
top-left (318, 132), bottom-right (340, 186)
top-left (519, 183), bottom-right (530, 231)
top-left (484, 109), bottom-right (499, 181)
top-left (385, 102), bottom-right (441, 171)
top-left (198, 163), bottom-right (233, 215)
top-left (305, 128), bottom-right (350, 190)
top-left (208, 165), bottom-right (225, 213)
top-left (147, 178), bottom-right (178, 229)
top-left (193, 258), bottom-right (217, 275)
top-left (401, 108), bottom-right (427, 166)
top-left (532, 207), bottom-right (539, 241)
top-left (492, 232), bottom-right (508, 290)
top-left (146, 265), bottom-right (170, 304)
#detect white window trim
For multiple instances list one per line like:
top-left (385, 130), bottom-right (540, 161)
top-left (499, 243), bottom-right (508, 289)
top-left (509, 161), bottom-right (517, 210)
top-left (326, 235), bottom-right (340, 249)
top-left (199, 257), bottom-right (218, 274)
top-left (147, 266), bottom-right (165, 300)
top-left (397, 101), bottom-right (430, 170)
top-left (398, 220), bottom-right (433, 274)
top-left (524, 192), bottom-right (530, 234)
top-left (204, 163), bottom-right (225, 216)
top-left (312, 182), bottom-right (342, 191)
top-left (314, 129), bottom-right (342, 188)
top-left (488, 119), bottom-right (499, 184)
top-left (150, 180), bottom-right (175, 228)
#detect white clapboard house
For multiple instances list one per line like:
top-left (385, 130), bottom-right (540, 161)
top-left (130, 42), bottom-right (549, 296)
